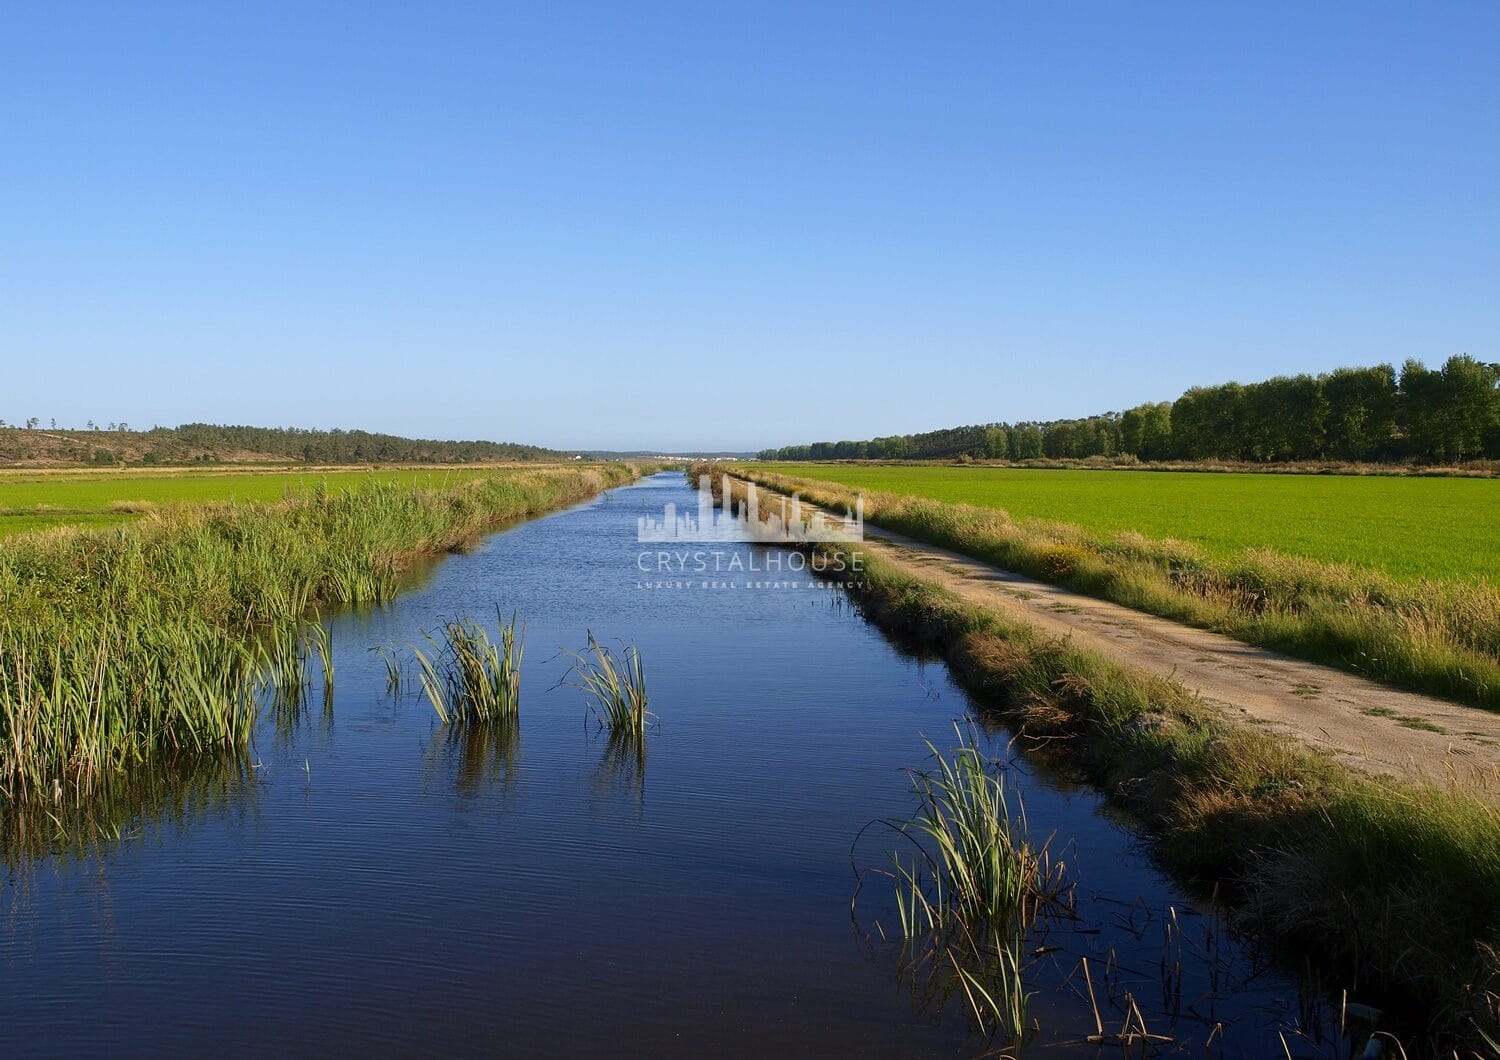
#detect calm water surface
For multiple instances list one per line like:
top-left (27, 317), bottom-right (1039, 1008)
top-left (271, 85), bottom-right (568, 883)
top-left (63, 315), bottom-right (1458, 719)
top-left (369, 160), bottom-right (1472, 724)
top-left (1, 473), bottom-right (1347, 1057)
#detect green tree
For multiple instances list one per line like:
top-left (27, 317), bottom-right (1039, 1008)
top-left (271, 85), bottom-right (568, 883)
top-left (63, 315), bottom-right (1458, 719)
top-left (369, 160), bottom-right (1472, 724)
top-left (1440, 354), bottom-right (1500, 461)
top-left (1137, 402), bottom-right (1172, 460)
top-left (1246, 375), bottom-right (1325, 460)
top-left (1043, 421), bottom-right (1075, 458)
top-left (1323, 364), bottom-right (1397, 460)
top-left (1172, 384), bottom-right (1247, 459)
top-left (1400, 357), bottom-right (1497, 462)
top-left (1012, 425), bottom-right (1043, 459)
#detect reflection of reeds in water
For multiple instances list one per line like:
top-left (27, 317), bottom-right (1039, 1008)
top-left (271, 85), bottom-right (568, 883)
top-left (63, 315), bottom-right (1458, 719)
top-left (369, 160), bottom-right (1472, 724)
top-left (861, 724), bottom-right (1072, 1046)
top-left (1, 750), bottom-right (259, 869)
top-left (421, 717), bottom-right (520, 800)
top-left (588, 732), bottom-right (646, 818)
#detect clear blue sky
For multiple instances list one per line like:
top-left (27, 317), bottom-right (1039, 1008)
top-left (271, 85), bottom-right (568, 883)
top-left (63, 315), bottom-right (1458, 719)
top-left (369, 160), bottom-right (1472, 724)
top-left (3, 2), bottom-right (1496, 452)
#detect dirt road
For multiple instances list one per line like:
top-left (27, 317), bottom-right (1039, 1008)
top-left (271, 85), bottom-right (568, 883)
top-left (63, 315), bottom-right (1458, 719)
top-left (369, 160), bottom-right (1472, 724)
top-left (848, 521), bottom-right (1500, 790)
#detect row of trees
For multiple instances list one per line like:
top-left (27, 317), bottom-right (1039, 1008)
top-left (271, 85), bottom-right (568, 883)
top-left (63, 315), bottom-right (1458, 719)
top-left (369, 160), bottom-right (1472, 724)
top-left (165, 424), bottom-right (559, 464)
top-left (0, 421), bottom-right (560, 466)
top-left (760, 356), bottom-right (1500, 465)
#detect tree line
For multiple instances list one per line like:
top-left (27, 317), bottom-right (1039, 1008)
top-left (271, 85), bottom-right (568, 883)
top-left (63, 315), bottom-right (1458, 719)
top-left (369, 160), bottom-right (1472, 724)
top-left (164, 424), bottom-right (559, 464)
top-left (0, 421), bottom-right (560, 466)
top-left (759, 356), bottom-right (1500, 465)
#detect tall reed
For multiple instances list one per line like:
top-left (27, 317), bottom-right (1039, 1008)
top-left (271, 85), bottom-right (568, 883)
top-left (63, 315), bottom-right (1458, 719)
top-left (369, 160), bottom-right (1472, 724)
top-left (412, 609), bottom-right (525, 725)
top-left (880, 724), bottom-right (1068, 1041)
top-left (565, 633), bottom-right (650, 738)
top-left (304, 613), bottom-right (334, 689)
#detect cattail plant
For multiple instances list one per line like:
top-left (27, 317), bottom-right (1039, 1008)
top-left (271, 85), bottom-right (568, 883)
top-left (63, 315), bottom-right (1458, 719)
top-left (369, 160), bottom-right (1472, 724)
top-left (564, 633), bottom-right (650, 739)
top-left (412, 609), bottom-right (524, 725)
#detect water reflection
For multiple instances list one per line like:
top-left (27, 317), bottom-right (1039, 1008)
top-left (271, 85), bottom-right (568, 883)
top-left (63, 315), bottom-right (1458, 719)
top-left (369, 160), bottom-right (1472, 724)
top-left (1, 752), bottom-right (260, 869)
top-left (265, 673), bottom-right (335, 753)
top-left (588, 732), bottom-right (646, 819)
top-left (421, 719), bottom-right (521, 802)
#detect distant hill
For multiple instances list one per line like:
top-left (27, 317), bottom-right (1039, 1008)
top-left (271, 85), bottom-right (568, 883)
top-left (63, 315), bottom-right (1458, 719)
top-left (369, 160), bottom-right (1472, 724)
top-left (0, 422), bottom-right (560, 467)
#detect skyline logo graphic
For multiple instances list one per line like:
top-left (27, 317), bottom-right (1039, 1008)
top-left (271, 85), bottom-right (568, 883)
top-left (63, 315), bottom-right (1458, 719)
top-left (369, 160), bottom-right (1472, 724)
top-left (637, 474), bottom-right (864, 543)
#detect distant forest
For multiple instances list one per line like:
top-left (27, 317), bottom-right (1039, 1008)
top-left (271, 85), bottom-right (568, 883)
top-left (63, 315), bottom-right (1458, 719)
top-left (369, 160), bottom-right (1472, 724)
top-left (761, 356), bottom-right (1500, 465)
top-left (0, 421), bottom-right (559, 466)
top-left (169, 424), bottom-right (558, 464)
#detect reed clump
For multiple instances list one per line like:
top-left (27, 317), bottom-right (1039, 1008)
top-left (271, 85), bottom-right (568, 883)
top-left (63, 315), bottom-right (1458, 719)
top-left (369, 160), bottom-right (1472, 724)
top-left (880, 725), bottom-right (1070, 1041)
top-left (565, 633), bottom-right (650, 738)
top-left (735, 469), bottom-right (1500, 711)
top-left (894, 727), bottom-right (1067, 936)
top-left (413, 609), bottom-right (524, 725)
top-left (0, 465), bottom-right (639, 807)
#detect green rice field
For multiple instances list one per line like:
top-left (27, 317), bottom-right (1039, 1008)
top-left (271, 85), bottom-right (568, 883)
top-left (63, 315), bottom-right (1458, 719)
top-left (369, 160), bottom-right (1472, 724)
top-left (746, 464), bottom-right (1500, 585)
top-left (0, 467), bottom-right (503, 537)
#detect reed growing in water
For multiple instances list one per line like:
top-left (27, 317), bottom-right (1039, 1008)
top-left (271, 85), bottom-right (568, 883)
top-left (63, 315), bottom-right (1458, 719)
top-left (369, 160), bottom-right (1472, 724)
top-left (565, 633), bottom-right (650, 739)
top-left (879, 725), bottom-right (1069, 1043)
top-left (0, 465), bottom-right (639, 808)
top-left (413, 609), bottom-right (524, 725)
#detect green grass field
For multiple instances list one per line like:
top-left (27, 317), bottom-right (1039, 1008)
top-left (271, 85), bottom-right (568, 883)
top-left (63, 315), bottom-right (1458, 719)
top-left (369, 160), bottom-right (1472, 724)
top-left (0, 467), bottom-right (500, 537)
top-left (745, 464), bottom-right (1500, 585)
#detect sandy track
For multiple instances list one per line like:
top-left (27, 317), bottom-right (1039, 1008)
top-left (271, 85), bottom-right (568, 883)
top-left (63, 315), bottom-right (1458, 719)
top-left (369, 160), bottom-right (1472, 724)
top-left (846, 521), bottom-right (1500, 790)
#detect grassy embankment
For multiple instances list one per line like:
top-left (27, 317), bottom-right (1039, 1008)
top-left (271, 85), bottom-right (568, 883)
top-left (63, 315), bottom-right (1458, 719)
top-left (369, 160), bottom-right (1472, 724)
top-left (0, 464), bottom-right (642, 841)
top-left (710, 468), bottom-right (1500, 1050)
top-left (736, 466), bottom-right (1500, 711)
top-left (863, 547), bottom-right (1500, 1051)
